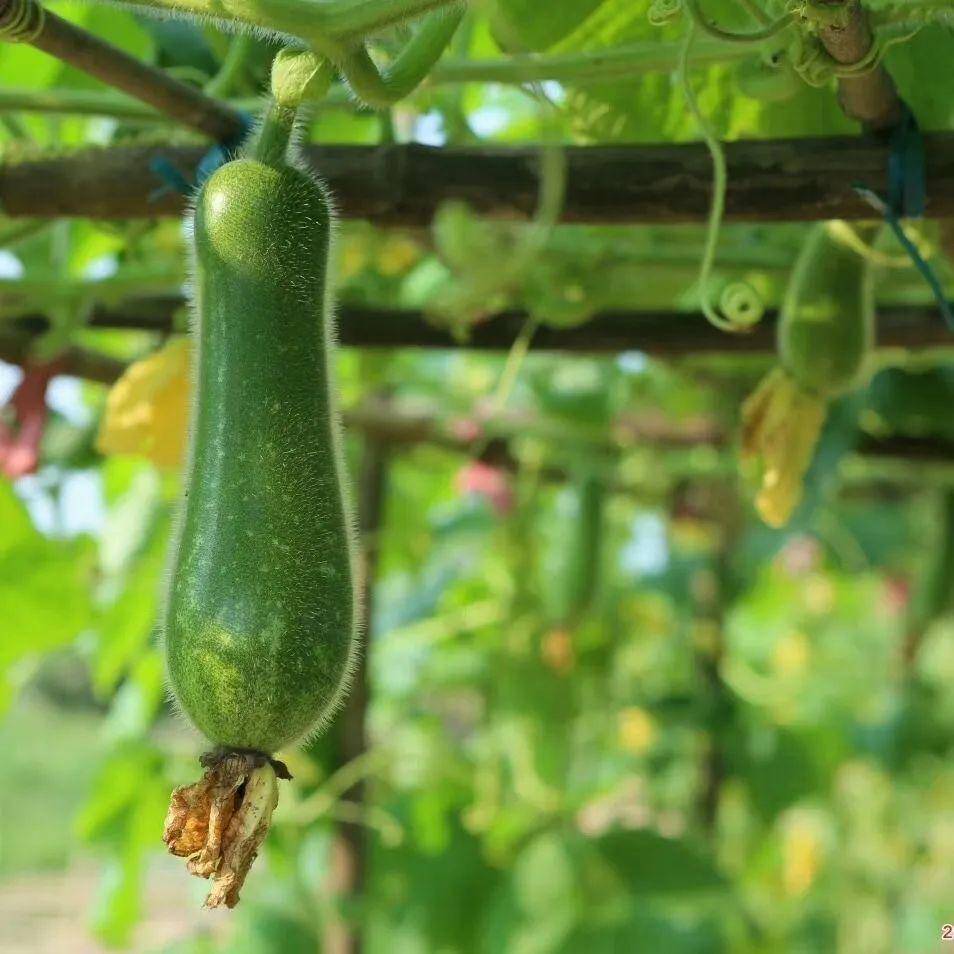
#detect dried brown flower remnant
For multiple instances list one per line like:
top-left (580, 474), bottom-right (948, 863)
top-left (163, 751), bottom-right (281, 908)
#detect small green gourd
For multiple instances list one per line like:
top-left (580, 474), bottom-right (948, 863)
top-left (164, 79), bottom-right (356, 757)
top-left (778, 223), bottom-right (873, 397)
top-left (161, 49), bottom-right (357, 912)
top-left (741, 223), bottom-right (873, 528)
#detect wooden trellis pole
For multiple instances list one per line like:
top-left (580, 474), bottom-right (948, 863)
top-left (6, 300), bottom-right (953, 358)
top-left (4, 135), bottom-right (954, 222)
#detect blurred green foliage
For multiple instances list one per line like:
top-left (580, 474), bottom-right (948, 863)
top-left (1, 1), bottom-right (954, 952)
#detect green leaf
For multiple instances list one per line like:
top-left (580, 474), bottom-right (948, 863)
top-left (76, 743), bottom-right (163, 843)
top-left (512, 831), bottom-right (580, 914)
top-left (0, 484), bottom-right (93, 701)
top-left (82, 744), bottom-right (168, 946)
top-left (92, 515), bottom-right (169, 696)
top-left (491, 0), bottom-right (605, 51)
top-left (227, 907), bottom-right (322, 954)
top-left (560, 911), bottom-right (725, 954)
top-left (866, 365), bottom-right (954, 441)
top-left (595, 829), bottom-right (725, 895)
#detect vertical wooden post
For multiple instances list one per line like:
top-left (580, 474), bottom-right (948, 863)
top-left (679, 481), bottom-right (739, 833)
top-left (324, 440), bottom-right (389, 954)
top-left (817, 0), bottom-right (903, 132)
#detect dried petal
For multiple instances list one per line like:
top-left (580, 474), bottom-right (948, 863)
top-left (163, 752), bottom-right (281, 908)
top-left (205, 765), bottom-right (279, 908)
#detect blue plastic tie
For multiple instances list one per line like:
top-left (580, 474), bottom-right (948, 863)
top-left (149, 110), bottom-right (255, 201)
top-left (853, 102), bottom-right (954, 332)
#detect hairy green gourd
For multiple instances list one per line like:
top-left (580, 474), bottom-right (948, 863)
top-left (164, 148), bottom-right (357, 756)
top-left (779, 223), bottom-right (873, 397)
top-left (740, 223), bottom-right (873, 528)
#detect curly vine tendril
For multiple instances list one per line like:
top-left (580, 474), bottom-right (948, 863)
top-left (683, 0), bottom-right (794, 44)
top-left (0, 0), bottom-right (45, 43)
top-left (718, 281), bottom-right (764, 325)
top-left (678, 18), bottom-right (764, 334)
top-left (790, 26), bottom-right (922, 87)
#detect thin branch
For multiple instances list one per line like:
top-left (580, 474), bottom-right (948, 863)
top-left (0, 0), bottom-right (246, 142)
top-left (5, 134), bottom-right (954, 222)
top-left (817, 0), bottom-right (904, 131)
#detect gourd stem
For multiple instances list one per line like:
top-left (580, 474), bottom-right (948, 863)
top-left (246, 102), bottom-right (297, 166)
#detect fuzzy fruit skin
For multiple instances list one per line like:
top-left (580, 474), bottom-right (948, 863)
top-left (779, 224), bottom-right (872, 397)
top-left (165, 157), bottom-right (356, 755)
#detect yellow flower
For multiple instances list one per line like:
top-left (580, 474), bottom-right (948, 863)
top-left (740, 367), bottom-right (827, 528)
top-left (772, 631), bottom-right (811, 677)
top-left (617, 706), bottom-right (657, 755)
top-left (336, 235), bottom-right (369, 282)
top-left (782, 813), bottom-right (825, 897)
top-left (377, 235), bottom-right (421, 276)
top-left (97, 337), bottom-right (190, 469)
top-left (541, 628), bottom-right (575, 675)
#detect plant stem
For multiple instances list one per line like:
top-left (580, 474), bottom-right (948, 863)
top-left (871, 0), bottom-right (954, 27)
top-left (13, 4), bottom-right (246, 142)
top-left (110, 0), bottom-right (459, 48)
top-left (430, 38), bottom-right (753, 86)
top-left (204, 33), bottom-right (255, 99)
top-left (683, 0), bottom-right (794, 43)
top-left (338, 6), bottom-right (463, 107)
top-left (0, 86), bottom-right (352, 122)
top-left (246, 102), bottom-right (298, 165)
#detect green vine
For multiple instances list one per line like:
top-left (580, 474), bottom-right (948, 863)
top-left (105, 0), bottom-right (460, 56)
top-left (337, 6), bottom-right (464, 108)
top-left (789, 24), bottom-right (922, 87)
top-left (683, 0), bottom-right (795, 44)
top-left (204, 34), bottom-right (256, 100)
top-left (678, 20), bottom-right (763, 333)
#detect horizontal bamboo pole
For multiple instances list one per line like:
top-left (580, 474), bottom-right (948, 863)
top-left (4, 134), bottom-right (954, 222)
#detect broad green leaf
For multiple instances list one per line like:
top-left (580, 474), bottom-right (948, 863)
top-left (595, 828), bottom-right (725, 895)
top-left (0, 485), bottom-right (93, 698)
top-left (491, 0), bottom-right (605, 51)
